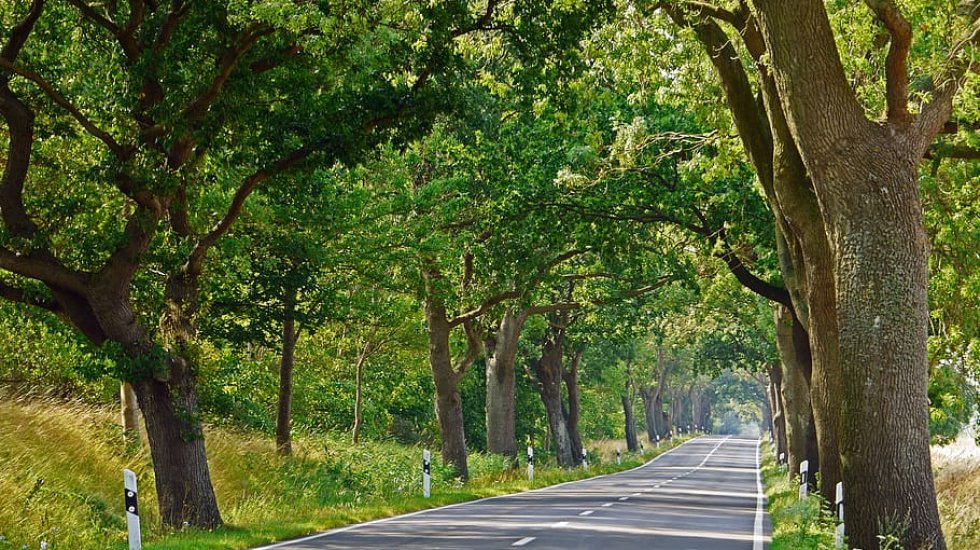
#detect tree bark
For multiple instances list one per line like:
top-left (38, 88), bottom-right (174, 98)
top-left (751, 3), bottom-right (945, 546)
top-left (425, 295), bottom-right (470, 480)
top-left (529, 328), bottom-right (575, 467)
top-left (484, 308), bottom-right (527, 463)
top-left (775, 304), bottom-right (818, 483)
top-left (276, 288), bottom-right (298, 456)
top-left (120, 382), bottom-right (141, 443)
top-left (768, 363), bottom-right (788, 461)
top-left (132, 363), bottom-right (222, 528)
top-left (622, 392), bottom-right (639, 452)
top-left (562, 350), bottom-right (584, 461)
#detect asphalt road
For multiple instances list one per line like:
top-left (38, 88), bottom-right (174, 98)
top-left (255, 436), bottom-right (770, 550)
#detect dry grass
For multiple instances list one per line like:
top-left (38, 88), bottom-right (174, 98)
top-left (933, 434), bottom-right (980, 549)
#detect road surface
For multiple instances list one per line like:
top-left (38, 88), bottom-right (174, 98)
top-left (255, 436), bottom-right (770, 550)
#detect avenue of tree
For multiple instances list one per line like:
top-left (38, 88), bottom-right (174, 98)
top-left (0, 2), bottom-right (977, 549)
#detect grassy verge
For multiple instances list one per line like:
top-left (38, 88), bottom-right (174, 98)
top-left (760, 444), bottom-right (837, 550)
top-left (934, 444), bottom-right (980, 549)
top-left (0, 395), bottom-right (690, 550)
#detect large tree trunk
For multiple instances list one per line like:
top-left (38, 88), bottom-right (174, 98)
top-left (752, 2), bottom-right (945, 546)
top-left (767, 77), bottom-right (844, 506)
top-left (132, 366), bottom-right (222, 528)
top-left (276, 288), bottom-right (298, 456)
top-left (425, 296), bottom-right (470, 480)
top-left (529, 328), bottom-right (576, 467)
top-left (485, 309), bottom-right (527, 463)
top-left (622, 392), bottom-right (639, 452)
top-left (562, 350), bottom-right (584, 461)
top-left (121, 382), bottom-right (141, 443)
top-left (775, 304), bottom-right (818, 483)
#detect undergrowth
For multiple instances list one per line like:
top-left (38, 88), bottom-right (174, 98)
top-left (0, 395), bottom-right (687, 550)
top-left (761, 445), bottom-right (837, 550)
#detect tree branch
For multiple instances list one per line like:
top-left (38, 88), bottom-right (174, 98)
top-left (526, 274), bottom-right (678, 315)
top-left (1, 0), bottom-right (44, 62)
top-left (914, 15), bottom-right (980, 150)
top-left (864, 0), bottom-right (913, 124)
top-left (184, 144), bottom-right (318, 278)
top-left (452, 318), bottom-right (483, 381)
top-left (180, 23), bottom-right (273, 122)
top-left (0, 59), bottom-right (127, 157)
top-left (0, 278), bottom-right (62, 314)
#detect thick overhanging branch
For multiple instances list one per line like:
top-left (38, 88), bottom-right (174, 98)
top-left (0, 277), bottom-right (62, 314)
top-left (925, 143), bottom-right (980, 161)
top-left (449, 290), bottom-right (521, 327)
top-left (864, 0), bottom-right (913, 124)
top-left (0, 248), bottom-right (88, 294)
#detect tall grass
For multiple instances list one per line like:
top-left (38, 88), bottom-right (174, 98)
top-left (760, 445), bottom-right (837, 550)
top-left (0, 395), bottom-right (684, 550)
top-left (933, 439), bottom-right (980, 549)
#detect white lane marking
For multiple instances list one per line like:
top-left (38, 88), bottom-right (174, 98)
top-left (642, 488), bottom-right (652, 492)
top-left (254, 438), bottom-right (707, 550)
top-left (619, 496), bottom-right (629, 501)
top-left (753, 439), bottom-right (765, 550)
top-left (631, 492), bottom-right (642, 496)
top-left (553, 521), bottom-right (569, 528)
top-left (602, 503), bottom-right (614, 507)
top-left (513, 536), bottom-right (536, 546)
top-left (579, 510), bottom-right (594, 516)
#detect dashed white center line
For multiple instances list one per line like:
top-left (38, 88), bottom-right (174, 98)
top-left (579, 510), bottom-right (594, 516)
top-left (631, 492), bottom-right (642, 496)
top-left (513, 536), bottom-right (536, 547)
top-left (601, 503), bottom-right (614, 507)
top-left (618, 496), bottom-right (629, 501)
top-left (552, 521), bottom-right (569, 528)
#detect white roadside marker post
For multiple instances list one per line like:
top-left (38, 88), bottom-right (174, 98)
top-left (123, 469), bottom-right (142, 550)
top-left (422, 449), bottom-right (431, 498)
top-left (835, 481), bottom-right (845, 548)
top-left (616, 447), bottom-right (621, 465)
top-left (527, 446), bottom-right (534, 482)
top-left (656, 434), bottom-right (661, 448)
top-left (778, 452), bottom-right (785, 466)
top-left (581, 449), bottom-right (588, 471)
top-left (798, 460), bottom-right (809, 500)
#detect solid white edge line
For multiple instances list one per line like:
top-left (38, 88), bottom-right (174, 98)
top-left (753, 438), bottom-right (765, 550)
top-left (252, 436), bottom-right (710, 549)
top-left (512, 536), bottom-right (536, 546)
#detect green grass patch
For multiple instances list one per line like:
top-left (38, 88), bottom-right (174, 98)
top-left (0, 395), bottom-right (690, 550)
top-left (761, 445), bottom-right (838, 550)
